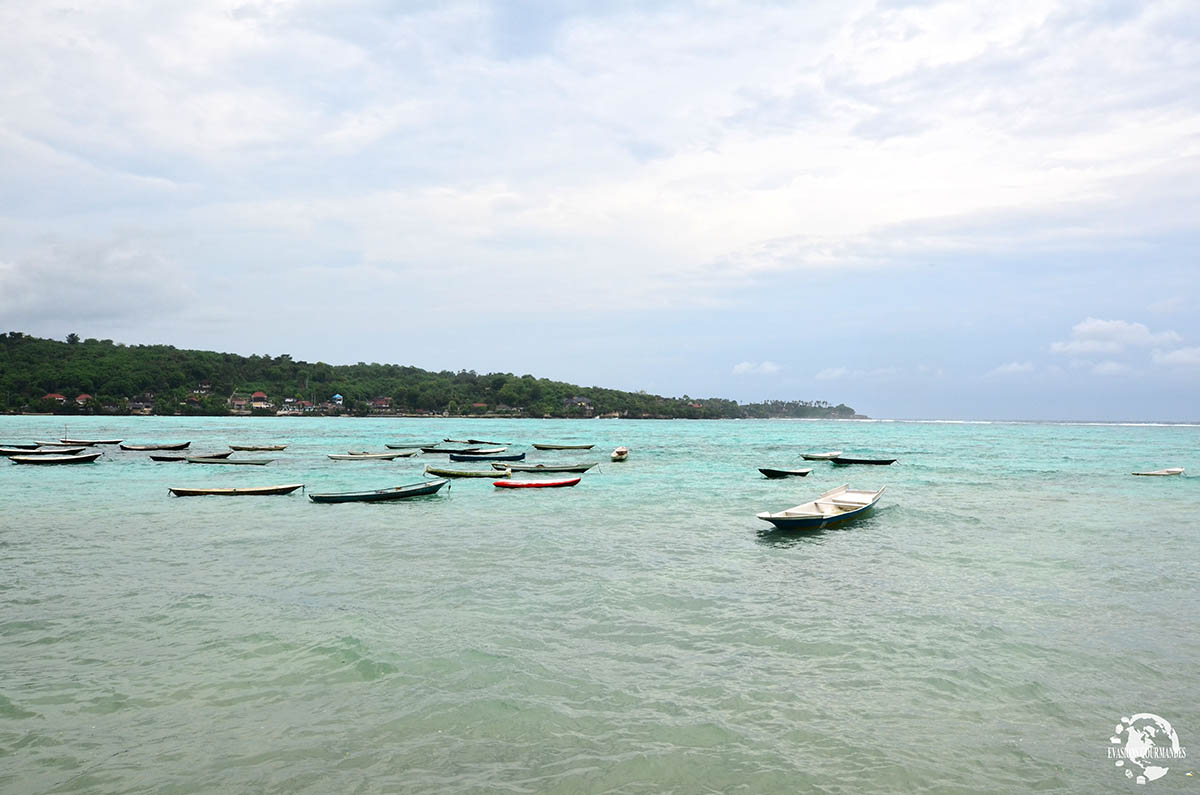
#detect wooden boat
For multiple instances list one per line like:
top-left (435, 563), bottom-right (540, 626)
top-left (229, 444), bottom-right (287, 451)
top-left (759, 467), bottom-right (813, 479)
top-left (119, 442), bottom-right (190, 451)
top-left (308, 478), bottom-right (450, 503)
top-left (532, 443), bottom-right (595, 450)
top-left (186, 457), bottom-right (274, 465)
top-left (493, 477), bottom-right (581, 489)
top-left (1132, 467), bottom-right (1185, 476)
top-left (421, 446), bottom-right (482, 454)
top-left (801, 450), bottom-right (843, 460)
top-left (449, 452), bottom-right (525, 462)
top-left (10, 451), bottom-right (103, 465)
top-left (443, 438), bottom-right (470, 443)
top-left (830, 456), bottom-right (896, 466)
top-left (169, 484), bottom-right (304, 497)
top-left (385, 442), bottom-right (437, 449)
top-left (496, 462), bottom-right (598, 473)
top-left (327, 452), bottom-right (404, 460)
top-left (0, 443), bottom-right (38, 449)
top-left (756, 484), bottom-right (885, 531)
top-left (467, 439), bottom-right (509, 445)
top-left (426, 465), bottom-right (510, 478)
top-left (151, 451), bottom-right (231, 462)
top-left (59, 438), bottom-right (123, 445)
top-left (1, 446), bottom-right (86, 456)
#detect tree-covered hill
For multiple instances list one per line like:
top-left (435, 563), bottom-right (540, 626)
top-left (0, 331), bottom-right (858, 419)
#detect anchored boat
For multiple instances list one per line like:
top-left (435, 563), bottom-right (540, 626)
top-left (308, 478), bottom-right (450, 503)
top-left (758, 467), bottom-right (813, 479)
top-left (757, 484), bottom-right (884, 530)
top-left (169, 484), bottom-right (304, 496)
top-left (493, 477), bottom-right (581, 489)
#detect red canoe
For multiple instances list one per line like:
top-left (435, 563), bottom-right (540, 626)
top-left (493, 477), bottom-right (581, 489)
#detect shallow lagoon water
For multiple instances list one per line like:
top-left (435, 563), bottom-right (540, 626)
top-left (2, 416), bottom-right (1198, 793)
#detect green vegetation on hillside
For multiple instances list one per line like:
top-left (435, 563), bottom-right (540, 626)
top-left (0, 331), bottom-right (858, 419)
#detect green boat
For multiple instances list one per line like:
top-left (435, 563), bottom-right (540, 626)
top-left (308, 478), bottom-right (450, 503)
top-left (425, 465), bottom-right (510, 478)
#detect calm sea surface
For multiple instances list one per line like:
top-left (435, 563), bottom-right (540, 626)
top-left (2, 416), bottom-right (1198, 793)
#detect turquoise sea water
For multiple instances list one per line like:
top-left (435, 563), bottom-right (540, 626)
top-left (2, 416), bottom-right (1198, 793)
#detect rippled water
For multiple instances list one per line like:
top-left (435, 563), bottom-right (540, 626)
top-left (2, 416), bottom-right (1198, 793)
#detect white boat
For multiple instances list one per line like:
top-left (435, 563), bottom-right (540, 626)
top-left (611, 446), bottom-right (629, 461)
top-left (756, 484), bottom-right (885, 531)
top-left (801, 450), bottom-right (843, 460)
top-left (1132, 467), bottom-right (1184, 476)
top-left (328, 452), bottom-right (404, 460)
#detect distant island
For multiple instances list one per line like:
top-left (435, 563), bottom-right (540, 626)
top-left (0, 331), bottom-right (861, 420)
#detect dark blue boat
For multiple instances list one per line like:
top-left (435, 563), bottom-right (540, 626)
top-left (756, 485), bottom-right (885, 531)
top-left (448, 452), bottom-right (526, 462)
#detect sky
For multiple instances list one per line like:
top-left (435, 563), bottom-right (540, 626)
top-left (1, 0), bottom-right (1198, 420)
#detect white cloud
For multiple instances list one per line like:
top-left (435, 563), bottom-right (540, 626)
top-left (815, 366), bottom-right (899, 380)
top-left (1050, 318), bottom-right (1180, 355)
top-left (1091, 361), bottom-right (1132, 376)
top-left (1152, 347), bottom-right (1200, 367)
top-left (986, 361), bottom-right (1034, 376)
top-left (732, 361), bottom-right (781, 375)
top-left (1150, 296), bottom-right (1186, 314)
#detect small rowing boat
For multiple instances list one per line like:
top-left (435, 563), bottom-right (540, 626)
top-left (327, 452), bottom-right (404, 460)
top-left (759, 467), bottom-right (813, 479)
top-left (496, 462), bottom-right (598, 473)
top-left (449, 452), bottom-right (525, 462)
top-left (229, 444), bottom-right (287, 451)
top-left (169, 484), bottom-right (304, 497)
top-left (756, 484), bottom-right (885, 531)
top-left (830, 456), bottom-right (896, 466)
top-left (801, 450), bottom-right (843, 460)
top-left (425, 466), bottom-right (510, 478)
top-left (308, 478), bottom-right (450, 503)
top-left (1, 446), bottom-right (85, 456)
top-left (0, 443), bottom-right (38, 449)
top-left (421, 446), bottom-right (482, 454)
top-left (1132, 467), bottom-right (1185, 476)
top-left (610, 446), bottom-right (629, 462)
top-left (385, 442), bottom-right (437, 449)
top-left (151, 451), bottom-right (231, 462)
top-left (493, 477), bottom-right (581, 489)
top-left (10, 451), bottom-right (103, 465)
top-left (59, 438), bottom-right (123, 445)
top-left (186, 457), bottom-right (274, 465)
top-left (532, 443), bottom-right (595, 450)
top-left (120, 442), bottom-right (191, 451)
top-left (467, 439), bottom-right (509, 445)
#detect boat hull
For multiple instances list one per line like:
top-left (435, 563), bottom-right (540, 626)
top-left (493, 477), bottom-right (581, 488)
top-left (1, 446), bottom-right (85, 456)
top-left (532, 443), bottom-right (595, 450)
top-left (308, 478), bottom-right (450, 503)
top-left (187, 457), bottom-right (273, 465)
top-left (757, 502), bottom-right (878, 530)
top-left (120, 442), bottom-right (190, 451)
top-left (759, 468), bottom-right (812, 479)
top-left (830, 457), bottom-right (896, 466)
top-left (497, 462), bottom-right (597, 473)
top-left (426, 466), bottom-right (508, 478)
top-left (169, 484), bottom-right (304, 496)
top-left (59, 438), bottom-right (122, 445)
top-left (449, 452), bottom-right (525, 462)
top-left (1132, 468), bottom-right (1185, 476)
top-left (10, 452), bottom-right (102, 465)
top-left (228, 445), bottom-right (287, 451)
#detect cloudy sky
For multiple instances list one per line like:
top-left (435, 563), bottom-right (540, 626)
top-left (1, 0), bottom-right (1197, 420)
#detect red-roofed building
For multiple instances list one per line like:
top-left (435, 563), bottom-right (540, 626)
top-left (42, 393), bottom-right (66, 403)
top-left (75, 393), bottom-right (92, 405)
top-left (250, 391), bottom-right (270, 409)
